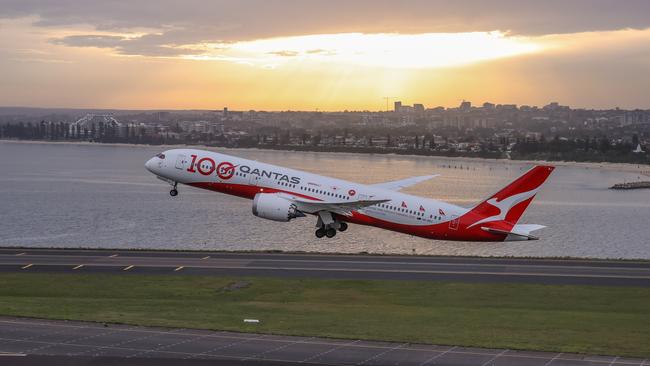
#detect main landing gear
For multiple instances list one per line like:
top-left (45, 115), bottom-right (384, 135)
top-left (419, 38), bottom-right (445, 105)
top-left (169, 182), bottom-right (178, 197)
top-left (314, 211), bottom-right (348, 238)
top-left (314, 227), bottom-right (338, 238)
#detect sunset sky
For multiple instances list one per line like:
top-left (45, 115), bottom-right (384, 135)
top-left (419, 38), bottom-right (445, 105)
top-left (1, 0), bottom-right (650, 110)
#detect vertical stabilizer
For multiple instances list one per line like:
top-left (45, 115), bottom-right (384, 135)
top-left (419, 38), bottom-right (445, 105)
top-left (465, 165), bottom-right (555, 230)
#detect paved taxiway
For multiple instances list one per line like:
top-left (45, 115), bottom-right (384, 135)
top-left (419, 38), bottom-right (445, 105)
top-left (0, 248), bottom-right (649, 286)
top-left (0, 317), bottom-right (647, 366)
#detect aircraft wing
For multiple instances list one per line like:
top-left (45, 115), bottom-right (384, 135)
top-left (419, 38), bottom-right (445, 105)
top-left (290, 197), bottom-right (390, 216)
top-left (370, 174), bottom-right (439, 191)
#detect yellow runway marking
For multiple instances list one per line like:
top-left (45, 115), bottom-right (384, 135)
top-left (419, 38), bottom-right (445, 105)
top-left (123, 265), bottom-right (134, 271)
top-left (174, 266), bottom-right (184, 272)
top-left (21, 264), bottom-right (33, 270)
top-left (72, 264), bottom-right (84, 270)
top-left (201, 256), bottom-right (210, 260)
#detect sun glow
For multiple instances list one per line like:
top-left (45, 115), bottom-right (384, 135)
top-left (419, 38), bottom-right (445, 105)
top-left (191, 31), bottom-right (543, 69)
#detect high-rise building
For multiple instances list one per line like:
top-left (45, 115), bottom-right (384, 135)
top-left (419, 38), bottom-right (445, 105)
top-left (394, 101), bottom-right (402, 112)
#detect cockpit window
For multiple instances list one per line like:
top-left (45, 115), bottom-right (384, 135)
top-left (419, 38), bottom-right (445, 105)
top-left (156, 153), bottom-right (165, 159)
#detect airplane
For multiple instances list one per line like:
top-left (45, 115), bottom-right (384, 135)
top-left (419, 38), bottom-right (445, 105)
top-left (145, 149), bottom-right (554, 241)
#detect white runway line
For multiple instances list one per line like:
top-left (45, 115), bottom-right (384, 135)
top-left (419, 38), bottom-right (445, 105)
top-left (109, 254), bottom-right (118, 258)
top-left (242, 336), bottom-right (316, 361)
top-left (15, 253), bottom-right (26, 256)
top-left (0, 318), bottom-right (644, 365)
top-left (0, 353), bottom-right (26, 357)
top-left (122, 265), bottom-right (134, 271)
top-left (481, 349), bottom-right (509, 366)
top-left (174, 266), bottom-right (184, 272)
top-left (357, 342), bottom-right (407, 365)
top-left (544, 352), bottom-right (563, 366)
top-left (21, 264), bottom-right (33, 270)
top-left (72, 264), bottom-right (84, 270)
top-left (302, 339), bottom-right (362, 363)
top-left (201, 256), bottom-right (210, 260)
top-left (419, 346), bottom-right (457, 366)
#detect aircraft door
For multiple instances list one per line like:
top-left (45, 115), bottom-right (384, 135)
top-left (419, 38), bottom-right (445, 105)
top-left (175, 154), bottom-right (187, 170)
top-left (448, 214), bottom-right (460, 230)
top-left (249, 174), bottom-right (261, 186)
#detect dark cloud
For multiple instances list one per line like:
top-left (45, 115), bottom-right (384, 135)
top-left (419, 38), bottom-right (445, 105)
top-left (3, 0), bottom-right (650, 57)
top-left (51, 34), bottom-right (204, 57)
top-left (51, 35), bottom-right (124, 48)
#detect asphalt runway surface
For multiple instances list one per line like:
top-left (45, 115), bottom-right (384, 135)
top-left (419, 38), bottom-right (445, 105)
top-left (0, 248), bottom-right (650, 286)
top-left (0, 317), bottom-right (647, 366)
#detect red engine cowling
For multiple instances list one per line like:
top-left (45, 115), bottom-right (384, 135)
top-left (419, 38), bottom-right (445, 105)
top-left (252, 193), bottom-right (301, 222)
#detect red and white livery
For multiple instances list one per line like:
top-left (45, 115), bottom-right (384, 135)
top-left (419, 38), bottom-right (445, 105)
top-left (145, 149), bottom-right (554, 241)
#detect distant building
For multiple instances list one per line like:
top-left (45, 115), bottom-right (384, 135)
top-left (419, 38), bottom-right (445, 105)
top-left (459, 100), bottom-right (471, 111)
top-left (482, 102), bottom-right (495, 110)
top-left (544, 102), bottom-right (559, 110)
top-left (498, 104), bottom-right (518, 111)
top-left (623, 110), bottom-right (650, 126)
top-left (394, 101), bottom-right (402, 112)
top-left (413, 103), bottom-right (425, 113)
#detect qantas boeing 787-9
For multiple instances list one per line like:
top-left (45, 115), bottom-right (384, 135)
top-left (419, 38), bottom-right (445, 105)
top-left (145, 149), bottom-right (554, 241)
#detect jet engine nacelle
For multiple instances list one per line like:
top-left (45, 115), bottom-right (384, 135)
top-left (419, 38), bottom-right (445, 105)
top-left (252, 193), bottom-right (303, 222)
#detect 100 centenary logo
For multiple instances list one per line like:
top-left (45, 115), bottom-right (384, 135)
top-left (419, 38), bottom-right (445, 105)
top-left (187, 154), bottom-right (300, 184)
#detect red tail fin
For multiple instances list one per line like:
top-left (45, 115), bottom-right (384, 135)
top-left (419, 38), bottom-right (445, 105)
top-left (465, 165), bottom-right (555, 230)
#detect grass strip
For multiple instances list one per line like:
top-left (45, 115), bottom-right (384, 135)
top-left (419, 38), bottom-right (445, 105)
top-left (0, 273), bottom-right (648, 357)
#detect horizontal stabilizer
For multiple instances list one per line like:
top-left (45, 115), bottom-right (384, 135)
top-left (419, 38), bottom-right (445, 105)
top-left (481, 224), bottom-right (546, 241)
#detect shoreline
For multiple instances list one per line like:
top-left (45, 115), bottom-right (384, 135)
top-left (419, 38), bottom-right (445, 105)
top-left (2, 138), bottom-right (648, 174)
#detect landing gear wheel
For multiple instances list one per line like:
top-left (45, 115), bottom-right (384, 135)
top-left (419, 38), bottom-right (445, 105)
top-left (315, 228), bottom-right (325, 238)
top-left (170, 189), bottom-right (178, 197)
top-left (325, 227), bottom-right (337, 238)
top-left (338, 222), bottom-right (348, 232)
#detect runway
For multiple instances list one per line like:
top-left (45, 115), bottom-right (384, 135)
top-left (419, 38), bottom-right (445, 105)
top-left (1, 248), bottom-right (650, 286)
top-left (0, 317), bottom-right (647, 366)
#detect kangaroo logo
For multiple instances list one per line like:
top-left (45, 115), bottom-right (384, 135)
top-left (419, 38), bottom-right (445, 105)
top-left (216, 162), bottom-right (236, 180)
top-left (467, 188), bottom-right (539, 228)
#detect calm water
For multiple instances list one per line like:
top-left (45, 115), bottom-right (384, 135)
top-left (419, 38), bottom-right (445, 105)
top-left (1, 141), bottom-right (649, 259)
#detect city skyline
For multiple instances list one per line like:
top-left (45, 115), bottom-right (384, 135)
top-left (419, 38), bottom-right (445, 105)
top-left (2, 1), bottom-right (650, 110)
